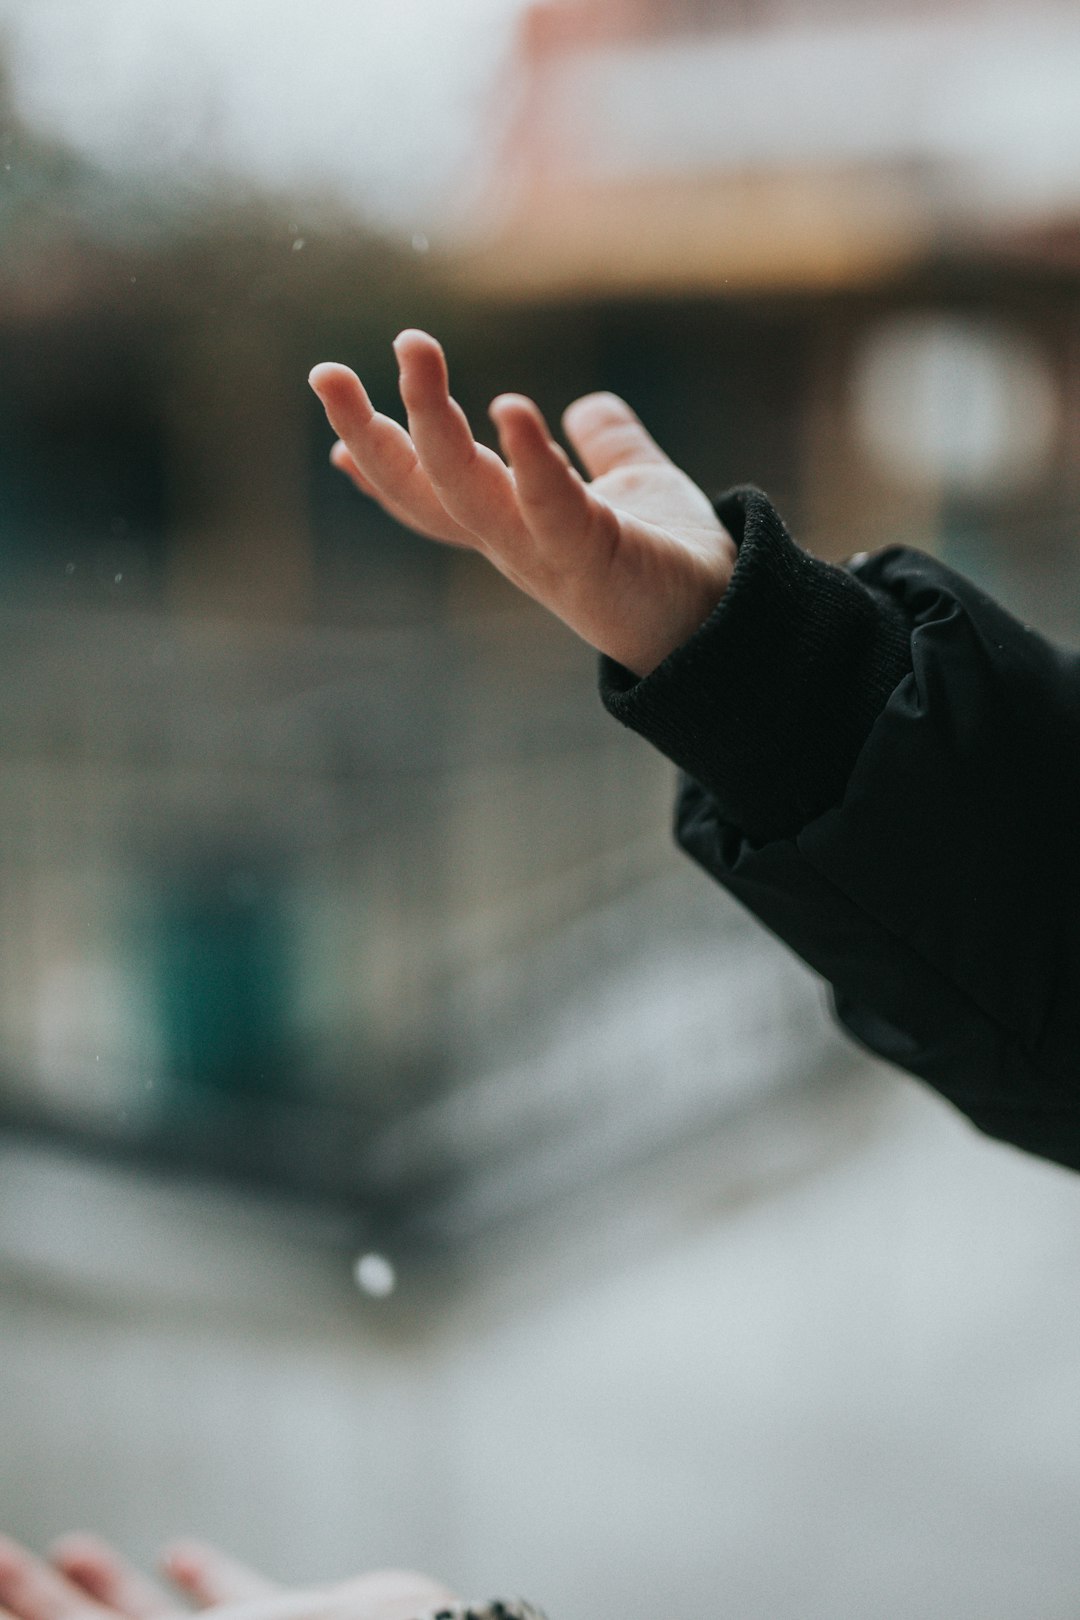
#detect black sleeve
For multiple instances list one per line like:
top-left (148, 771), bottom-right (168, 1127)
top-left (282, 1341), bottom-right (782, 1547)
top-left (599, 487), bottom-right (1080, 1172)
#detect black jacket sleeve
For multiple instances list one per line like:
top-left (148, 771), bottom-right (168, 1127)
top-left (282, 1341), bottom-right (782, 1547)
top-left (599, 487), bottom-right (1080, 1172)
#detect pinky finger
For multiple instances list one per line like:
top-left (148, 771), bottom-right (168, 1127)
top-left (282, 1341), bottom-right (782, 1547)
top-left (330, 440), bottom-right (375, 494)
top-left (328, 442), bottom-right (474, 550)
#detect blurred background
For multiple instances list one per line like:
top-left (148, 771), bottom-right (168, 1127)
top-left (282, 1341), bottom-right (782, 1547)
top-left (2, 0), bottom-right (1080, 1615)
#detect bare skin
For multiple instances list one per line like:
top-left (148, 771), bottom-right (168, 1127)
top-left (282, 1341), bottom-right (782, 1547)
top-left (0, 1537), bottom-right (455, 1620)
top-left (308, 330), bottom-right (736, 679)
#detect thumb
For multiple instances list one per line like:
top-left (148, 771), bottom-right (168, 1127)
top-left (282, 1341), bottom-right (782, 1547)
top-left (561, 391), bottom-right (673, 479)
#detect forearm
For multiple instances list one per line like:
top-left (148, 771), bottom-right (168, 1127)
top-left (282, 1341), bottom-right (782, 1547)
top-left (601, 489), bottom-right (1080, 1169)
top-left (599, 487), bottom-right (912, 843)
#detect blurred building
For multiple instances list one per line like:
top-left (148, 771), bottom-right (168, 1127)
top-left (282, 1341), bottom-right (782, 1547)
top-left (0, 50), bottom-right (852, 1254)
top-left (468, 0), bottom-right (1080, 295)
top-left (1, 0), bottom-right (1079, 1246)
top-left (457, 0), bottom-right (1080, 623)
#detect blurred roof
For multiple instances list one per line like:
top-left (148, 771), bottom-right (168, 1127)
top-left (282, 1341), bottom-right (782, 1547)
top-left (457, 0), bottom-right (1080, 296)
top-left (0, 0), bottom-right (529, 234)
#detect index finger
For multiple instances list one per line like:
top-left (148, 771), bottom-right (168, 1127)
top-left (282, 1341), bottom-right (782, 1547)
top-left (562, 391), bottom-right (673, 479)
top-left (488, 394), bottom-right (609, 578)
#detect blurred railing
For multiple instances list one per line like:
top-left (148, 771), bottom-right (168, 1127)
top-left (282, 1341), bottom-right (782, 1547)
top-left (0, 592), bottom-right (850, 1245)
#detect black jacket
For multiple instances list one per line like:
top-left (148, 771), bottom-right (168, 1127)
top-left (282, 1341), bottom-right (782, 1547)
top-left (601, 487), bottom-right (1080, 1172)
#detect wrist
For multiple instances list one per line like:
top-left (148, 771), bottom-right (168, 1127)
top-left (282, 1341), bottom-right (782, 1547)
top-left (622, 530), bottom-right (738, 678)
top-left (599, 486), bottom-right (912, 841)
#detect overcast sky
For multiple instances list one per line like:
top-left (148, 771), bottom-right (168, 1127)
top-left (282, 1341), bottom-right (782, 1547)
top-left (0, 0), bottom-right (529, 232)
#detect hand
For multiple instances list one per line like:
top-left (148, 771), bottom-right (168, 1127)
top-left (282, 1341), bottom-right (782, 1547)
top-left (309, 331), bottom-right (736, 678)
top-left (0, 1535), bottom-right (457, 1620)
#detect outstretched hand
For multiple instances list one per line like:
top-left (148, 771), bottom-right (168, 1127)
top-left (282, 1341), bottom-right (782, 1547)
top-left (0, 1535), bottom-right (455, 1620)
top-left (309, 331), bottom-right (736, 678)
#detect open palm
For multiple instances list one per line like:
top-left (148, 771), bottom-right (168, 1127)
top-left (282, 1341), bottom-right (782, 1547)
top-left (0, 1533), bottom-right (457, 1620)
top-left (309, 330), bottom-right (735, 678)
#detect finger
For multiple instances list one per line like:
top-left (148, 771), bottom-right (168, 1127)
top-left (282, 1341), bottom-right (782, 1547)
top-left (309, 363), bottom-right (474, 547)
top-left (489, 394), bottom-right (611, 573)
top-left (329, 439), bottom-right (375, 493)
top-left (561, 391), bottom-right (673, 480)
top-left (328, 441), bottom-right (472, 549)
top-left (50, 1538), bottom-right (173, 1620)
top-left (393, 331), bottom-right (528, 548)
top-left (0, 1539), bottom-right (102, 1620)
top-left (159, 1544), bottom-right (278, 1608)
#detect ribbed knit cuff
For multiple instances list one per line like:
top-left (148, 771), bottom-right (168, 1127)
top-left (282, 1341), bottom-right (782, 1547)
top-left (599, 486), bottom-right (913, 844)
